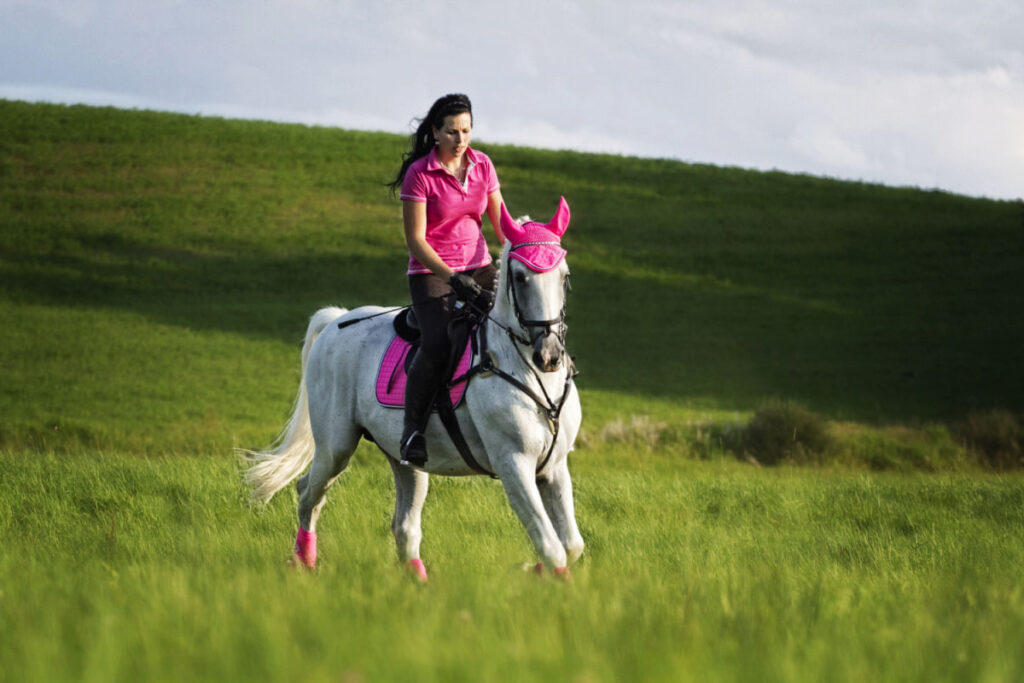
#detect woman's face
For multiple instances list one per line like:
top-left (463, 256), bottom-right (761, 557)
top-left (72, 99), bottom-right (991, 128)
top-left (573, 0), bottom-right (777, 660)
top-left (433, 112), bottom-right (473, 161)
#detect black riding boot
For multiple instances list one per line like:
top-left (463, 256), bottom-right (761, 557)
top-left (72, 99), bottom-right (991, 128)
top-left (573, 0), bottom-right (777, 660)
top-left (400, 351), bottom-right (443, 468)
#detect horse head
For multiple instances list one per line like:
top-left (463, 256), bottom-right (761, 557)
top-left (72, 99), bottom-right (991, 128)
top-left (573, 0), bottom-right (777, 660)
top-left (499, 197), bottom-right (571, 373)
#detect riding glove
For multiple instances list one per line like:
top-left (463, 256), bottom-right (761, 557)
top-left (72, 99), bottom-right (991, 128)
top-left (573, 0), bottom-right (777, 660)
top-left (449, 272), bottom-right (483, 303)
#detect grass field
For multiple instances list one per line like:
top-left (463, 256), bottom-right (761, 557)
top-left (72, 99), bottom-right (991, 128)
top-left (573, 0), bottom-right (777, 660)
top-left (3, 450), bottom-right (1023, 682)
top-left (2, 99), bottom-right (1024, 681)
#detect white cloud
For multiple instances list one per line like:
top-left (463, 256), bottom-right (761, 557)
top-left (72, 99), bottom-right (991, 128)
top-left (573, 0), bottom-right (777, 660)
top-left (1, 0), bottom-right (1022, 199)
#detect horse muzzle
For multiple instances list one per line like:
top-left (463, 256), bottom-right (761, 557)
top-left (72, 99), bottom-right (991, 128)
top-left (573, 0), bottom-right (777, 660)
top-left (532, 328), bottom-right (563, 373)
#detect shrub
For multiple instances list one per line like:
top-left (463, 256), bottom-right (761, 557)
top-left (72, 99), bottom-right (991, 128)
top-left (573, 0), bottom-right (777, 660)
top-left (741, 400), bottom-right (832, 466)
top-left (956, 410), bottom-right (1023, 470)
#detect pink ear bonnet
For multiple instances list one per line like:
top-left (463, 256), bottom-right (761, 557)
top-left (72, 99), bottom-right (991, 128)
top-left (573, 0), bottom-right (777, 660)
top-left (499, 196), bottom-right (570, 273)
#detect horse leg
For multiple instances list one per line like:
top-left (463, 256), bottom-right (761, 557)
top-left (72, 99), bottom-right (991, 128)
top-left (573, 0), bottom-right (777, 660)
top-left (293, 442), bottom-right (353, 568)
top-left (493, 454), bottom-right (568, 572)
top-left (387, 457), bottom-right (430, 582)
top-left (537, 459), bottom-right (585, 566)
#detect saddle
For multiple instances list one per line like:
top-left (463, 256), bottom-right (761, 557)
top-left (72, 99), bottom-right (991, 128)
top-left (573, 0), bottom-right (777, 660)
top-left (374, 306), bottom-right (496, 477)
top-left (374, 309), bottom-right (475, 410)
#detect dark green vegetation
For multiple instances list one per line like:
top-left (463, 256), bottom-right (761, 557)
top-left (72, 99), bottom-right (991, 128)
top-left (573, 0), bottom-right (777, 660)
top-left (2, 100), bottom-right (1023, 681)
top-left (2, 99), bottom-right (1023, 466)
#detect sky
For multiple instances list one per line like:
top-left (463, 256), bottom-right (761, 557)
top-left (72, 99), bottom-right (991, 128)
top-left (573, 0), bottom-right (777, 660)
top-left (2, 0), bottom-right (1022, 200)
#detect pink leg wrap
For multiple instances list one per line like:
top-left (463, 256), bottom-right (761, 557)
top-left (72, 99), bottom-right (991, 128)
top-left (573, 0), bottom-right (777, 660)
top-left (407, 558), bottom-right (428, 583)
top-left (294, 527), bottom-right (317, 569)
top-left (534, 562), bottom-right (571, 579)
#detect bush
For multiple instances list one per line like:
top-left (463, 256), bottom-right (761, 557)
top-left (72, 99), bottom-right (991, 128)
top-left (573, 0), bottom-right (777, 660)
top-left (741, 400), bottom-right (832, 466)
top-left (956, 410), bottom-right (1023, 470)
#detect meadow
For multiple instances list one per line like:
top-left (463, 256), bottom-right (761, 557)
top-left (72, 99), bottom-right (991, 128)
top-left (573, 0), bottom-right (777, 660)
top-left (3, 450), bottom-right (1023, 682)
top-left (1, 100), bottom-right (1023, 681)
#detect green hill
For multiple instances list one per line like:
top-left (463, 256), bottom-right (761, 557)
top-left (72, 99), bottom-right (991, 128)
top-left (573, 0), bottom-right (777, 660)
top-left (2, 99), bottom-right (1022, 462)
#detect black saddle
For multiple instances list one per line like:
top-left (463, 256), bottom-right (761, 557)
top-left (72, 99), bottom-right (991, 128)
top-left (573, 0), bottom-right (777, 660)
top-left (393, 308), bottom-right (421, 343)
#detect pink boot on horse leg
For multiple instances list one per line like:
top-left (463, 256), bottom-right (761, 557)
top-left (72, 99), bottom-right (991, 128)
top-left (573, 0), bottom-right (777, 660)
top-left (293, 526), bottom-right (317, 568)
top-left (406, 558), bottom-right (428, 582)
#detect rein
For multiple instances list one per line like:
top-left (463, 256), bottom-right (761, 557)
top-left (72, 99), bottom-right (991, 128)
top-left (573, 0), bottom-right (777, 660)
top-left (449, 261), bottom-right (576, 477)
top-left (451, 315), bottom-right (577, 476)
top-left (335, 262), bottom-right (575, 479)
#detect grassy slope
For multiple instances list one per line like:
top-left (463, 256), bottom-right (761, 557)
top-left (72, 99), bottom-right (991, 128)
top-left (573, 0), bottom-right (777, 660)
top-left (2, 101), bottom-right (1024, 682)
top-left (3, 100), bottom-right (1023, 460)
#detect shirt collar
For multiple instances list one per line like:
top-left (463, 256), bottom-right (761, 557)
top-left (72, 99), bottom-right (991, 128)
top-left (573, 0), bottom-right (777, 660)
top-left (427, 146), bottom-right (479, 173)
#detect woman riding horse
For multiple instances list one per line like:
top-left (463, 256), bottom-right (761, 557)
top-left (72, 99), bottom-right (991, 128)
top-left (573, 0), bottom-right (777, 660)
top-left (388, 93), bottom-right (506, 468)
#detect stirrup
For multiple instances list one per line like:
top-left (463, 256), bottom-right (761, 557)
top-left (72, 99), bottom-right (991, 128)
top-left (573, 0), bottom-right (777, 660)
top-left (400, 431), bottom-right (428, 468)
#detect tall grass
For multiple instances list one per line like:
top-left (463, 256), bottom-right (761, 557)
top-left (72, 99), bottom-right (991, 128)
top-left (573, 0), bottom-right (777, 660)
top-left (1, 450), bottom-right (1022, 682)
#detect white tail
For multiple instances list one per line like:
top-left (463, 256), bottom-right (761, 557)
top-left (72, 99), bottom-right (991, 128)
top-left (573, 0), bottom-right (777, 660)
top-left (239, 306), bottom-right (347, 504)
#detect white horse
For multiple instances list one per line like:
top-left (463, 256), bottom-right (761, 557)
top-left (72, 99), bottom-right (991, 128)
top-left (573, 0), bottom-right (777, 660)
top-left (242, 198), bottom-right (583, 580)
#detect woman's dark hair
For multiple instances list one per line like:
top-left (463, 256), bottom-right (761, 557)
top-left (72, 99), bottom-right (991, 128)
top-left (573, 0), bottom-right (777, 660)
top-left (388, 93), bottom-right (473, 194)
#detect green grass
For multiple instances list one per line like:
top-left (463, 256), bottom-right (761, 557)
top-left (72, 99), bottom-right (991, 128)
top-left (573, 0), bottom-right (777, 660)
top-left (3, 99), bottom-right (1024, 680)
top-left (3, 99), bottom-right (1023, 460)
top-left (1, 450), bottom-right (1022, 682)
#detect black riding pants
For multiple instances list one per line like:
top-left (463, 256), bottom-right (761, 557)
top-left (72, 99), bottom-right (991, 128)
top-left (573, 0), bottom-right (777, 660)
top-left (403, 265), bottom-right (497, 437)
top-left (408, 265), bottom-right (497, 364)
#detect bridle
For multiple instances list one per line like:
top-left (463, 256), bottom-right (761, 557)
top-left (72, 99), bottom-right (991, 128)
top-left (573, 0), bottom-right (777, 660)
top-left (443, 249), bottom-right (576, 478)
top-left (503, 241), bottom-right (569, 350)
top-left (333, 247), bottom-right (577, 480)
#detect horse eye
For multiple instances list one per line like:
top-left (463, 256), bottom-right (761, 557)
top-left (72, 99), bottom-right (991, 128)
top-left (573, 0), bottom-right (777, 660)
top-left (515, 271), bottom-right (527, 284)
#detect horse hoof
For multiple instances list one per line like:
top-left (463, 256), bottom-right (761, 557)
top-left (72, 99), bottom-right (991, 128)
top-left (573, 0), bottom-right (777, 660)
top-left (526, 562), bottom-right (571, 580)
top-left (288, 552), bottom-right (316, 570)
top-left (407, 558), bottom-right (428, 583)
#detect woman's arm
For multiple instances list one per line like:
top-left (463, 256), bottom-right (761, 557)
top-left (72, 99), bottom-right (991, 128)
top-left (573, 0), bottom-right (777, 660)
top-left (486, 189), bottom-right (505, 246)
top-left (403, 200), bottom-right (454, 279)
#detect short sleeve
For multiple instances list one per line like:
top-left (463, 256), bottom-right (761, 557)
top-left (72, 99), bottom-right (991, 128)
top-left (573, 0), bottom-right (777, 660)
top-left (400, 163), bottom-right (428, 202)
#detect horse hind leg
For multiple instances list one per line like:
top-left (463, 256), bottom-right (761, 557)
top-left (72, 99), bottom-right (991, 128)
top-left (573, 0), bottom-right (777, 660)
top-left (387, 457), bottom-right (430, 582)
top-left (293, 436), bottom-right (357, 568)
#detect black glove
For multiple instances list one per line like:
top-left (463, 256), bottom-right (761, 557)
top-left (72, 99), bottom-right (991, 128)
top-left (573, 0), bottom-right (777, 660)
top-left (449, 272), bottom-right (483, 303)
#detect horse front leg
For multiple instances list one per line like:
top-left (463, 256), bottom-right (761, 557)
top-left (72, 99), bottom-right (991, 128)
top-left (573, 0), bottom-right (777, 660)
top-left (493, 453), bottom-right (568, 573)
top-left (537, 458), bottom-right (585, 566)
top-left (387, 457), bottom-right (430, 582)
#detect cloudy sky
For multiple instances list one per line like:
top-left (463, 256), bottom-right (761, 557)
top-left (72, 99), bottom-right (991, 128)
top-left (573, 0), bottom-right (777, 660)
top-left (3, 0), bottom-right (1022, 199)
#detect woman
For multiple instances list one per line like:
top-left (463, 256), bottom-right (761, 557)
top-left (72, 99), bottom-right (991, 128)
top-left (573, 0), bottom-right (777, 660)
top-left (388, 93), bottom-right (506, 468)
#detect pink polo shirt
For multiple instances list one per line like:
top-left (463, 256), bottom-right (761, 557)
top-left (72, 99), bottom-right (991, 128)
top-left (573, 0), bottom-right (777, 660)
top-left (400, 146), bottom-right (500, 275)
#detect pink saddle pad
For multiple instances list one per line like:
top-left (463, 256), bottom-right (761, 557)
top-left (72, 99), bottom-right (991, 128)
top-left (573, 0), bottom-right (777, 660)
top-left (375, 335), bottom-right (474, 409)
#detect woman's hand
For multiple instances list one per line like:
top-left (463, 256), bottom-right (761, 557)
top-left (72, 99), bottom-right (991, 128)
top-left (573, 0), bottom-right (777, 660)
top-left (449, 272), bottom-right (483, 302)
top-left (449, 273), bottom-right (494, 312)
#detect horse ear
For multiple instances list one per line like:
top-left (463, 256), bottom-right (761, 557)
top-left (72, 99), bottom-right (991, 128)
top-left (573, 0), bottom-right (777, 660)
top-left (500, 202), bottom-right (525, 244)
top-left (546, 196), bottom-right (570, 237)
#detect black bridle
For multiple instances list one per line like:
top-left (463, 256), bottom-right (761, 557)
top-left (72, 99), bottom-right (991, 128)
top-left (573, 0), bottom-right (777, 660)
top-left (334, 255), bottom-right (576, 479)
top-left (503, 242), bottom-right (569, 349)
top-left (451, 253), bottom-right (576, 476)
